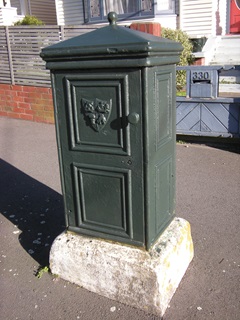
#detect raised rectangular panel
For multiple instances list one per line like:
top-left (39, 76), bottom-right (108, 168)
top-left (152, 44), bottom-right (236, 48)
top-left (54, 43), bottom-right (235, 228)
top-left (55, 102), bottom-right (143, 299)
top-left (155, 72), bottom-right (172, 149)
top-left (72, 163), bottom-right (133, 239)
top-left (64, 73), bottom-right (130, 155)
top-left (155, 156), bottom-right (173, 233)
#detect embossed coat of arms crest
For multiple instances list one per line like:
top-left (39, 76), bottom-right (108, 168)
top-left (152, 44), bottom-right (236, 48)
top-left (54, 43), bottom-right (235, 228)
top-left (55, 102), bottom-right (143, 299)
top-left (81, 98), bottom-right (112, 132)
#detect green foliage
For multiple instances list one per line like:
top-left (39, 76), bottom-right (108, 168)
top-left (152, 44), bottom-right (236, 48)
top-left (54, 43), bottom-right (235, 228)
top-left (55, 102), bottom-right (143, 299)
top-left (161, 27), bottom-right (194, 90)
top-left (161, 27), bottom-right (194, 65)
top-left (36, 266), bottom-right (49, 279)
top-left (176, 90), bottom-right (187, 97)
top-left (14, 15), bottom-right (44, 26)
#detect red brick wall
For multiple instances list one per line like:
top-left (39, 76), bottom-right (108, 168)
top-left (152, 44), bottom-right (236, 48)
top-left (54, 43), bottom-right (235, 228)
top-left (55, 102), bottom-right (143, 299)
top-left (0, 84), bottom-right (54, 124)
top-left (192, 57), bottom-right (205, 66)
top-left (130, 22), bottom-right (161, 37)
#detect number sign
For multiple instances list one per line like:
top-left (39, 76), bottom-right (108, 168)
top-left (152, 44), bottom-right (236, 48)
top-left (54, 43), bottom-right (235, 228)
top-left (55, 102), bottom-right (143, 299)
top-left (191, 71), bottom-right (210, 82)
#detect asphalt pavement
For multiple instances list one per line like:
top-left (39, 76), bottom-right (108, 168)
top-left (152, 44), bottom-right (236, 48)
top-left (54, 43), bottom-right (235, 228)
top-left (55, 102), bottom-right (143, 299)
top-left (0, 117), bottom-right (239, 320)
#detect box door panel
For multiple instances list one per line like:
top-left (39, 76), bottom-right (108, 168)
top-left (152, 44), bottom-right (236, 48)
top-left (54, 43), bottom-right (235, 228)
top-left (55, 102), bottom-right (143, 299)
top-left (54, 69), bottom-right (144, 246)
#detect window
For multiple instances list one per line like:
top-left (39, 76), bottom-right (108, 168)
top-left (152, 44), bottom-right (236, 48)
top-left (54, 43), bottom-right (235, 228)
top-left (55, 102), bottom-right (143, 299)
top-left (84, 0), bottom-right (154, 22)
top-left (155, 0), bottom-right (175, 13)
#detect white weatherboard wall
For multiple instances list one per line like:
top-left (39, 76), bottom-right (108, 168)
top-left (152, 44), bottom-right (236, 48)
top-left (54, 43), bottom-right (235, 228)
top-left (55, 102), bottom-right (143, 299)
top-left (0, 6), bottom-right (17, 25)
top-left (10, 0), bottom-right (57, 24)
top-left (180, 0), bottom-right (228, 37)
top-left (180, 0), bottom-right (213, 37)
top-left (55, 0), bottom-right (84, 25)
top-left (29, 0), bottom-right (57, 24)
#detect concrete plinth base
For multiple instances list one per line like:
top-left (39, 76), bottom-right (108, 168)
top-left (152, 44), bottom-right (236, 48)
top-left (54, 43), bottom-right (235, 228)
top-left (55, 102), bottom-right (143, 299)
top-left (50, 217), bottom-right (193, 316)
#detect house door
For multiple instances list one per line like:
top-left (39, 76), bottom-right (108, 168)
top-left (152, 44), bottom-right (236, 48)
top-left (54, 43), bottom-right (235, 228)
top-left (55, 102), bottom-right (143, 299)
top-left (230, 0), bottom-right (240, 33)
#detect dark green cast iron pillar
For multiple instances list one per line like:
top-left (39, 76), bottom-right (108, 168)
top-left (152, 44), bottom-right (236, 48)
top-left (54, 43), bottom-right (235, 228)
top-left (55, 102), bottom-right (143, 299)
top-left (41, 12), bottom-right (183, 250)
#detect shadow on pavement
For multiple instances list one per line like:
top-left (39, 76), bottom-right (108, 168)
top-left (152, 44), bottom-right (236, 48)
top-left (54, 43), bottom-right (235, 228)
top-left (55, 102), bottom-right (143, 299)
top-left (0, 159), bottom-right (65, 266)
top-left (177, 135), bottom-right (240, 154)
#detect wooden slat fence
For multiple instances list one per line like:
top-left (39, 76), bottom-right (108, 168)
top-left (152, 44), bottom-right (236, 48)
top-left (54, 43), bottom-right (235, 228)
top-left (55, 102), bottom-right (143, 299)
top-left (0, 26), bottom-right (11, 84)
top-left (0, 25), bottom-right (98, 87)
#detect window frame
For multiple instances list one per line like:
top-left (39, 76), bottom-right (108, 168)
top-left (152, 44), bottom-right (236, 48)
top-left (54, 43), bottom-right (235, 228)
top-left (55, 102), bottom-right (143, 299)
top-left (83, 0), bottom-right (155, 23)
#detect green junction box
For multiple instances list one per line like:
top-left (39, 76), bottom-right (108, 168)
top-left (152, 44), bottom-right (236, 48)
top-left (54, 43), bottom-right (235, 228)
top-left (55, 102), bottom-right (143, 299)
top-left (41, 13), bottom-right (193, 316)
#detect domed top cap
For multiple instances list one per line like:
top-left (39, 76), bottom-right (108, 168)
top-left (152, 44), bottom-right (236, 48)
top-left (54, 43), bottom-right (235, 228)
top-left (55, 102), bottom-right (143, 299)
top-left (108, 12), bottom-right (118, 25)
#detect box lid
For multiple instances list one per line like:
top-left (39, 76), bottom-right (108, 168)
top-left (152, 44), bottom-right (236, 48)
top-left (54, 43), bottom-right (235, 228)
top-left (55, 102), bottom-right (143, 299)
top-left (41, 12), bottom-right (183, 69)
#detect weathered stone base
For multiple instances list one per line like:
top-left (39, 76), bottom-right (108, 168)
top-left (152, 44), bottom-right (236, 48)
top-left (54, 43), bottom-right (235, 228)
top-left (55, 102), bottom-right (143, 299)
top-left (50, 217), bottom-right (194, 316)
